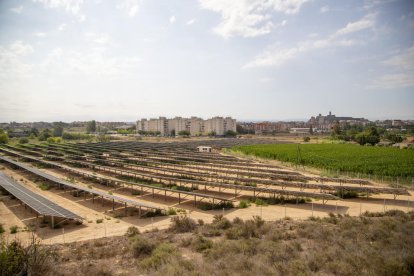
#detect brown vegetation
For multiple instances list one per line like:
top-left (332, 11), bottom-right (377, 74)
top-left (2, 210), bottom-right (412, 275)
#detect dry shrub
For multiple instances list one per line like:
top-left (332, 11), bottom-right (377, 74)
top-left (212, 215), bottom-right (232, 230)
top-left (169, 216), bottom-right (196, 233)
top-left (190, 234), bottom-right (213, 252)
top-left (130, 236), bottom-right (156, 258)
top-left (125, 226), bottom-right (140, 237)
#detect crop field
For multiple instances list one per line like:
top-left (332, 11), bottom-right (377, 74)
top-left (233, 144), bottom-right (414, 179)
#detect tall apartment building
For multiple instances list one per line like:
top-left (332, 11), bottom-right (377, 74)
top-left (136, 116), bottom-right (237, 136)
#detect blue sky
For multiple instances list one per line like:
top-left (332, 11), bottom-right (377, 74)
top-left (0, 0), bottom-right (413, 122)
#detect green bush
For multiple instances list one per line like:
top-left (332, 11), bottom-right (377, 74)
top-left (38, 183), bottom-right (50, 191)
top-left (333, 190), bottom-right (359, 198)
top-left (125, 226), bottom-right (140, 237)
top-left (167, 208), bottom-right (177, 216)
top-left (96, 219), bottom-right (103, 224)
top-left (9, 226), bottom-right (18, 234)
top-left (191, 235), bottom-right (213, 252)
top-left (238, 200), bottom-right (250, 208)
top-left (169, 216), bottom-right (196, 233)
top-left (212, 215), bottom-right (232, 230)
top-left (18, 137), bottom-right (29, 144)
top-left (139, 242), bottom-right (177, 270)
top-left (303, 136), bottom-right (310, 142)
top-left (130, 236), bottom-right (156, 257)
top-left (0, 132), bottom-right (9, 144)
top-left (254, 198), bottom-right (267, 206)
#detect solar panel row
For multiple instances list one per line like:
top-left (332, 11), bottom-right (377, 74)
top-left (0, 171), bottom-right (82, 220)
top-left (0, 155), bottom-right (161, 210)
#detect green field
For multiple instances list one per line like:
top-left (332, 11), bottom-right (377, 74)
top-left (233, 144), bottom-right (414, 179)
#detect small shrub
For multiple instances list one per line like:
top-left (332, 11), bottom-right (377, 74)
top-left (303, 136), bottom-right (310, 142)
top-left (139, 242), bottom-right (176, 270)
top-left (212, 215), bottom-right (232, 230)
top-left (252, 216), bottom-right (265, 228)
top-left (233, 217), bottom-right (243, 224)
top-left (197, 219), bottom-right (204, 226)
top-left (37, 183), bottom-right (50, 191)
top-left (96, 219), bottom-right (103, 224)
top-left (238, 200), bottom-right (250, 208)
top-left (191, 234), bottom-right (213, 252)
top-left (254, 198), bottom-right (267, 206)
top-left (130, 236), bottom-right (156, 257)
top-left (167, 208), bottom-right (177, 216)
top-left (0, 224), bottom-right (4, 234)
top-left (333, 191), bottom-right (358, 199)
top-left (169, 216), bottom-right (196, 233)
top-left (10, 225), bottom-right (18, 234)
top-left (126, 226), bottom-right (140, 237)
top-left (18, 137), bottom-right (29, 144)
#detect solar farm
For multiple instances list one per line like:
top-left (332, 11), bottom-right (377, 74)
top-left (0, 139), bottom-right (412, 243)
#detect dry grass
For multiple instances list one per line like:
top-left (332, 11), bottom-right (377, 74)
top-left (8, 210), bottom-right (413, 276)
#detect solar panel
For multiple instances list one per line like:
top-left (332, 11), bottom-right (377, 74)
top-left (0, 155), bottom-right (161, 210)
top-left (0, 172), bottom-right (82, 220)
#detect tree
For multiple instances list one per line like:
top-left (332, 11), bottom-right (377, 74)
top-left (224, 130), bottom-right (237, 137)
top-left (236, 124), bottom-right (245, 134)
top-left (53, 125), bottom-right (63, 137)
top-left (29, 128), bottom-right (39, 137)
top-left (0, 129), bottom-right (8, 144)
top-left (86, 120), bottom-right (96, 133)
top-left (208, 131), bottom-right (216, 137)
top-left (332, 122), bottom-right (341, 136)
top-left (178, 130), bottom-right (190, 137)
top-left (18, 137), bottom-right (29, 144)
top-left (309, 125), bottom-right (314, 135)
top-left (384, 132), bottom-right (404, 144)
top-left (38, 129), bottom-right (51, 141)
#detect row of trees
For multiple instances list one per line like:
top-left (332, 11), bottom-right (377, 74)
top-left (331, 123), bottom-right (404, 146)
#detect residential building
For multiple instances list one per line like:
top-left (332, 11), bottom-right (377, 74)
top-left (136, 116), bottom-right (237, 136)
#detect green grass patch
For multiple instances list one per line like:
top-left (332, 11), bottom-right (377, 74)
top-left (9, 225), bottom-right (18, 234)
top-left (37, 183), bottom-right (50, 190)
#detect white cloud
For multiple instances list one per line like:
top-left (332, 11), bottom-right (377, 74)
top-left (33, 32), bottom-right (47, 37)
top-left (333, 13), bottom-right (376, 37)
top-left (186, 18), bottom-right (196, 25)
top-left (0, 41), bottom-right (33, 80)
top-left (243, 13), bottom-right (376, 69)
top-left (382, 46), bottom-right (414, 70)
top-left (10, 5), bottom-right (24, 14)
top-left (320, 5), bottom-right (329, 13)
top-left (369, 74), bottom-right (414, 89)
top-left (84, 32), bottom-right (111, 44)
top-left (9, 41), bottom-right (33, 56)
top-left (117, 0), bottom-right (142, 17)
top-left (170, 15), bottom-right (176, 23)
top-left (199, 0), bottom-right (307, 38)
top-left (32, 0), bottom-right (84, 15)
top-left (58, 23), bottom-right (67, 31)
top-left (369, 46), bottom-right (414, 89)
top-left (40, 48), bottom-right (141, 79)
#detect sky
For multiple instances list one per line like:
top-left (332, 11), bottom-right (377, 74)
top-left (0, 0), bottom-right (413, 123)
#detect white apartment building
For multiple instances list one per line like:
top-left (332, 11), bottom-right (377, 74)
top-left (136, 116), bottom-right (237, 136)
